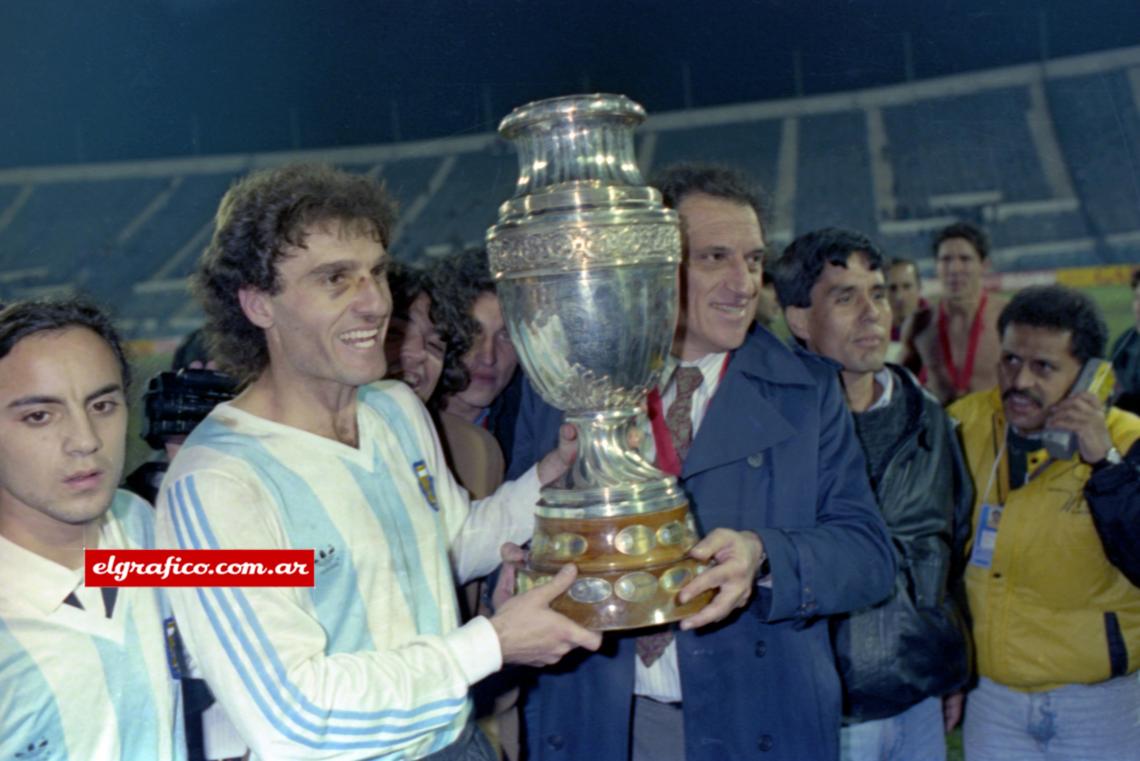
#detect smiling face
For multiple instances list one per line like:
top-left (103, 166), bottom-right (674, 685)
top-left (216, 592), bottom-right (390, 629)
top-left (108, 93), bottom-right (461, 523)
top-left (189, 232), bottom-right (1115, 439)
top-left (242, 222), bottom-right (391, 400)
top-left (0, 327), bottom-right (127, 540)
top-left (786, 253), bottom-right (891, 377)
top-left (675, 193), bottom-right (765, 360)
top-left (385, 291), bottom-right (445, 402)
top-left (998, 323), bottom-right (1083, 433)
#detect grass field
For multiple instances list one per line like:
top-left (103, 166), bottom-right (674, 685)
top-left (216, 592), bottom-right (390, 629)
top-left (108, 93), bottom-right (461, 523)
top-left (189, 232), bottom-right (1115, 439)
top-left (949, 727), bottom-right (963, 760)
top-left (1080, 283), bottom-right (1135, 340)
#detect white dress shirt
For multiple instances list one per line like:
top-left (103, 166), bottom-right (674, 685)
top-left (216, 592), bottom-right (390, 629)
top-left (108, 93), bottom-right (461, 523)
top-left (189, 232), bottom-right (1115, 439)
top-left (865, 366), bottom-right (895, 413)
top-left (635, 351), bottom-right (728, 704)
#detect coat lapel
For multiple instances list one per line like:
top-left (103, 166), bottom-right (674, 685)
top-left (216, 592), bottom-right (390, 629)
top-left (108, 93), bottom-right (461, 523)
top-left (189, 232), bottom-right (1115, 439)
top-left (681, 332), bottom-right (811, 478)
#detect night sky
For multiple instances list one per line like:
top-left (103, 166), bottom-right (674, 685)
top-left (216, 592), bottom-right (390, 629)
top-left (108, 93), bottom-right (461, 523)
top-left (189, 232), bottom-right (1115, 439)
top-left (2, 0), bottom-right (1139, 168)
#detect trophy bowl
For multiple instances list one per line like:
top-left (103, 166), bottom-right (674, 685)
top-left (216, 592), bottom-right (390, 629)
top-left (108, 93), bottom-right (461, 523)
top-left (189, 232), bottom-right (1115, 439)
top-left (486, 94), bottom-right (713, 630)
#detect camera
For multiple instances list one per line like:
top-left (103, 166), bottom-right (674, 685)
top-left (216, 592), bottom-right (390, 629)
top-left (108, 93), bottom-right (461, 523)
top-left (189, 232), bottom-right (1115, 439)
top-left (141, 368), bottom-right (238, 450)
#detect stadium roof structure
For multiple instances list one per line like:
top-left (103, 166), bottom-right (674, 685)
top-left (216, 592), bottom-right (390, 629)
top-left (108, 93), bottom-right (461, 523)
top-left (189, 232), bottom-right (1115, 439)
top-left (3, 0), bottom-right (1140, 168)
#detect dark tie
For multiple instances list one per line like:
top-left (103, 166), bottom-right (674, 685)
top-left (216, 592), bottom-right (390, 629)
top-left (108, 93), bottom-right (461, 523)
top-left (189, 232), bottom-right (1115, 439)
top-left (637, 366), bottom-right (704, 668)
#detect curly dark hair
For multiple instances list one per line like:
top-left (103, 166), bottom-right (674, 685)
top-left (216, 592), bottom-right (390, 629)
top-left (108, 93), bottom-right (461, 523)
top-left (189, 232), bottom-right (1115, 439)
top-left (386, 260), bottom-right (428, 320)
top-left (0, 298), bottom-right (131, 391)
top-left (382, 259), bottom-right (432, 385)
top-left (772, 227), bottom-right (884, 309)
top-left (933, 221), bottom-right (989, 261)
top-left (650, 162), bottom-right (768, 229)
top-left (429, 248), bottom-right (496, 399)
top-left (997, 285), bottom-right (1107, 364)
top-left (193, 163), bottom-right (397, 382)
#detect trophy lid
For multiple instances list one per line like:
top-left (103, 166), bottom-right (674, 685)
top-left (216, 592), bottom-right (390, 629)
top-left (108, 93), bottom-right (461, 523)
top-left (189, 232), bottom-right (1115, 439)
top-left (498, 93), bottom-right (646, 140)
top-left (494, 93), bottom-right (665, 219)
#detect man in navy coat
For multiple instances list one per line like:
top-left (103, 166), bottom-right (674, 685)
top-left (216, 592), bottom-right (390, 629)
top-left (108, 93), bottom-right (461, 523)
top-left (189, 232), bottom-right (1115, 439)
top-left (507, 164), bottom-right (896, 761)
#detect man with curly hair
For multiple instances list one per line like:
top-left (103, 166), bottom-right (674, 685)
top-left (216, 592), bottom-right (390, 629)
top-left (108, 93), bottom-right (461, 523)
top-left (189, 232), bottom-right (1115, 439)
top-left (155, 164), bottom-right (600, 761)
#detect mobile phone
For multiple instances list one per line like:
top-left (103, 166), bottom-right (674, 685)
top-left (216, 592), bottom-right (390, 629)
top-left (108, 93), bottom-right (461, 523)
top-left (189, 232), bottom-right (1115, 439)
top-left (1038, 359), bottom-right (1116, 459)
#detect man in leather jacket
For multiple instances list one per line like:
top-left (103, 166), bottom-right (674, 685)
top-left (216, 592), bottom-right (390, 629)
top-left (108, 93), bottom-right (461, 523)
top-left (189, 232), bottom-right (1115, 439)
top-left (774, 228), bottom-right (973, 761)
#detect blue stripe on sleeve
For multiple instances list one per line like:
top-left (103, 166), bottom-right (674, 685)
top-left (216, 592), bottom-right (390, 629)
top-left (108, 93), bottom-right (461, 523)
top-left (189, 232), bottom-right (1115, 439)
top-left (171, 478), bottom-right (465, 751)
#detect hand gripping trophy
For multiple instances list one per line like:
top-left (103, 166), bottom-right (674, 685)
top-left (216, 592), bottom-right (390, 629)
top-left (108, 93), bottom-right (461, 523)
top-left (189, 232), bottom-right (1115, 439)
top-left (486, 94), bottom-right (713, 630)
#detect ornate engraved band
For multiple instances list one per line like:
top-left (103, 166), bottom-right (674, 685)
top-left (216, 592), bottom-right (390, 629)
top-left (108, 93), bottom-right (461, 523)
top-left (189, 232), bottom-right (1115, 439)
top-left (488, 221), bottom-right (681, 278)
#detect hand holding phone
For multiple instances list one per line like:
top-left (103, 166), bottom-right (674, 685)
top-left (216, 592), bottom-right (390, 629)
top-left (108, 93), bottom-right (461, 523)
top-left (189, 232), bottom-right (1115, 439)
top-left (1040, 359), bottom-right (1115, 460)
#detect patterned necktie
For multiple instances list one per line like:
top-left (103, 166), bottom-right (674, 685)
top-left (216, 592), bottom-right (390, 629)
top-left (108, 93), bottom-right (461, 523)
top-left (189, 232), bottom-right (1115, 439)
top-left (637, 365), bottom-right (704, 668)
top-left (664, 366), bottom-right (705, 463)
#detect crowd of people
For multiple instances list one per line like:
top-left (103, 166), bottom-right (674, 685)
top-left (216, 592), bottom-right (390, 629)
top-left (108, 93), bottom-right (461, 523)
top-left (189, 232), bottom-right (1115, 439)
top-left (0, 160), bottom-right (1137, 761)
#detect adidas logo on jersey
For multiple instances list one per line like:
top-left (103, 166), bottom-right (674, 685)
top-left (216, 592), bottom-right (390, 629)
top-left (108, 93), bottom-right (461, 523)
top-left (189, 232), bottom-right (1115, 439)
top-left (315, 544), bottom-right (342, 574)
top-left (15, 738), bottom-right (50, 759)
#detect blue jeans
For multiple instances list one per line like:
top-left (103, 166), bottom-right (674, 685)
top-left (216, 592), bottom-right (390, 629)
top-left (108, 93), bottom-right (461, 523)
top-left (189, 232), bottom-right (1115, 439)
top-left (840, 696), bottom-right (946, 761)
top-left (964, 675), bottom-right (1140, 761)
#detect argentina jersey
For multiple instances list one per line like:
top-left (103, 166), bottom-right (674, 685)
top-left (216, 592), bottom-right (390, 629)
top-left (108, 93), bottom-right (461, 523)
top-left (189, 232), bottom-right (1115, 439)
top-left (155, 380), bottom-right (538, 760)
top-left (0, 490), bottom-right (186, 761)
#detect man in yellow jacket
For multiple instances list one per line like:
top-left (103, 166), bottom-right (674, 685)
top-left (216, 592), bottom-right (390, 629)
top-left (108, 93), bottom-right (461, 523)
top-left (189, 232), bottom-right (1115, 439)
top-left (948, 285), bottom-right (1140, 760)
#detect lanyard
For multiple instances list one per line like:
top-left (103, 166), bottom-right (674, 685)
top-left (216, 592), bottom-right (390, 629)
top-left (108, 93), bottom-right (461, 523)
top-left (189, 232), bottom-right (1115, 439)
top-left (982, 425), bottom-right (1008, 505)
top-left (646, 354), bottom-right (731, 476)
top-left (938, 291), bottom-right (988, 396)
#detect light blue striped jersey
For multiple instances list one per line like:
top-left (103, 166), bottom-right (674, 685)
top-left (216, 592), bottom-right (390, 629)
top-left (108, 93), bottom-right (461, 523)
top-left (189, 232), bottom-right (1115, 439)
top-left (0, 490), bottom-right (186, 761)
top-left (155, 380), bottom-right (539, 760)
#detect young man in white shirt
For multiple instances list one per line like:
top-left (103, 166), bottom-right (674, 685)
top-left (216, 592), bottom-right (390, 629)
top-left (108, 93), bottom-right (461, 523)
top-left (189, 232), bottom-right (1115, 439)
top-left (0, 298), bottom-right (186, 760)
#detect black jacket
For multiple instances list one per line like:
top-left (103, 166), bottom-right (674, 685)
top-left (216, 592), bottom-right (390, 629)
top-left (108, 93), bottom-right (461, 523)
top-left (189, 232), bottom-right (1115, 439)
top-left (833, 365), bottom-right (974, 722)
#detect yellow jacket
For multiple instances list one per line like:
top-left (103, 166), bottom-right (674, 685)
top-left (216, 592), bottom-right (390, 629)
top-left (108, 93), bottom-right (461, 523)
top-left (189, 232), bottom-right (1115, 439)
top-left (949, 388), bottom-right (1140, 691)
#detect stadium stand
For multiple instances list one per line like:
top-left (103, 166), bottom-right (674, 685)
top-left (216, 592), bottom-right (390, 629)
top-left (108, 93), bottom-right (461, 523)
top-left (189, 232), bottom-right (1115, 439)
top-left (392, 149), bottom-right (515, 257)
top-left (1048, 69), bottom-right (1140, 255)
top-left (652, 120), bottom-right (783, 195)
top-left (795, 111), bottom-right (877, 235)
top-left (883, 87), bottom-right (1052, 210)
top-left (0, 46), bottom-right (1137, 339)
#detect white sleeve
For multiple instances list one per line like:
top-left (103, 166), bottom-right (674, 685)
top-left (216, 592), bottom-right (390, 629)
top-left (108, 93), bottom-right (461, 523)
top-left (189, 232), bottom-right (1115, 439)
top-left (451, 468), bottom-right (541, 583)
top-left (154, 468), bottom-right (502, 761)
top-left (401, 393), bottom-right (542, 583)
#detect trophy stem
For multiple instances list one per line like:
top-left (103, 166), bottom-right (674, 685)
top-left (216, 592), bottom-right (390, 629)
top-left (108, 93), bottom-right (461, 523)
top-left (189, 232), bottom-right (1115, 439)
top-left (538, 409), bottom-right (683, 518)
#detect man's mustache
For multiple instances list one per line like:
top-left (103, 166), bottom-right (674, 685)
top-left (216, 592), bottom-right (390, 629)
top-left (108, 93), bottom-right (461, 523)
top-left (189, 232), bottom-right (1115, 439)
top-left (1002, 388), bottom-right (1044, 407)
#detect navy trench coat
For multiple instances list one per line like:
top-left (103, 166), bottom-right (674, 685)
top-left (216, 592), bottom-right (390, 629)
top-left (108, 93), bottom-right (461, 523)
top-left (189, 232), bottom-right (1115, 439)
top-left (508, 326), bottom-right (896, 761)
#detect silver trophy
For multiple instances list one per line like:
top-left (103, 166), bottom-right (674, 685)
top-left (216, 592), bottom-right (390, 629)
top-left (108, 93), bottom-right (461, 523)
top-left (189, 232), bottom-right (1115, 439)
top-left (487, 94), bottom-right (712, 630)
